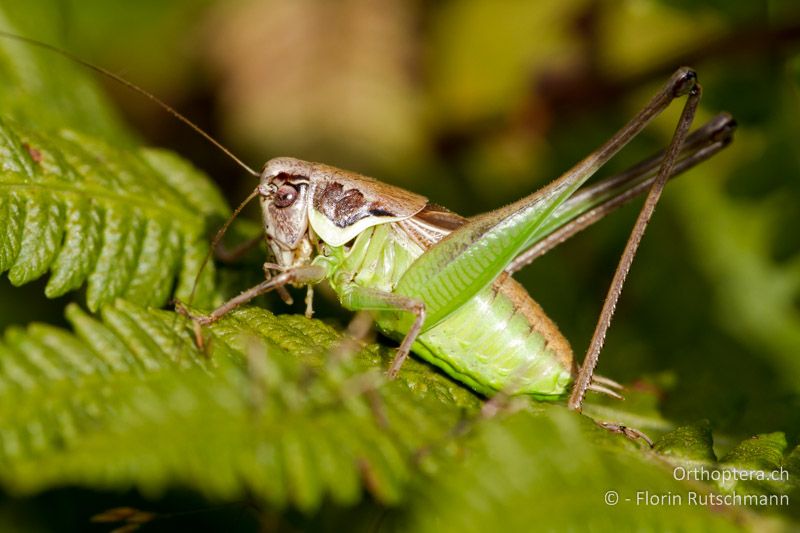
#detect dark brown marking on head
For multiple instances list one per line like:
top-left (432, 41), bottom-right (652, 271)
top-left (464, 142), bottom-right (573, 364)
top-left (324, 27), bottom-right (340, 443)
top-left (314, 181), bottom-right (398, 228)
top-left (273, 172), bottom-right (310, 186)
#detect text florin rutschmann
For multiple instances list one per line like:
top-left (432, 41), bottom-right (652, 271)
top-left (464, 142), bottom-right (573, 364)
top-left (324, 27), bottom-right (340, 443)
top-left (604, 466), bottom-right (792, 508)
top-left (643, 466), bottom-right (792, 508)
top-left (635, 490), bottom-right (789, 507)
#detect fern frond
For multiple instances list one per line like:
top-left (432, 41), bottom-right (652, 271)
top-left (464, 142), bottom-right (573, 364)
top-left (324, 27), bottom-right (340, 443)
top-left (655, 421), bottom-right (799, 497)
top-left (0, 119), bottom-right (229, 309)
top-left (0, 300), bottom-right (478, 511)
top-left (1, 299), bottom-right (797, 527)
top-left (390, 413), bottom-right (799, 532)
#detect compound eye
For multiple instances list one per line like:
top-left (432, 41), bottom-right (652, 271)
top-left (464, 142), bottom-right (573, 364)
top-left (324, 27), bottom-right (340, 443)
top-left (274, 184), bottom-right (298, 208)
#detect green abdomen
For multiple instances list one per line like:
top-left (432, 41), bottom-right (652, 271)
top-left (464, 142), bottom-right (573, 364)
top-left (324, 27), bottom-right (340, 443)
top-left (331, 224), bottom-right (575, 399)
top-left (381, 275), bottom-right (573, 399)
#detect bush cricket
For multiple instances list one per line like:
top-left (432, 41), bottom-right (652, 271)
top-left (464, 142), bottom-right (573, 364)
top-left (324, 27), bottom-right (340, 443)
top-left (0, 32), bottom-right (735, 414)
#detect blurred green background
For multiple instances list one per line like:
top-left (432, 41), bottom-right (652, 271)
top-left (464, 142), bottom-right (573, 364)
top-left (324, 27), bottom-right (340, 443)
top-left (1, 0), bottom-right (800, 529)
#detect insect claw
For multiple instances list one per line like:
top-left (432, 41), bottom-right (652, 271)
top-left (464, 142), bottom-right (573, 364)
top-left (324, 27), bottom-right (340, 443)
top-left (174, 300), bottom-right (210, 324)
top-left (192, 321), bottom-right (207, 352)
top-left (172, 299), bottom-right (191, 317)
top-left (173, 300), bottom-right (212, 351)
top-left (597, 422), bottom-right (654, 448)
top-left (587, 383), bottom-right (624, 400)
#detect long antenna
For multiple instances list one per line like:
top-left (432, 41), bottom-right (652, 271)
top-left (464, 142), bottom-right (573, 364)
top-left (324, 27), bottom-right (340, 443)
top-left (189, 186), bottom-right (261, 305)
top-left (0, 30), bottom-right (259, 177)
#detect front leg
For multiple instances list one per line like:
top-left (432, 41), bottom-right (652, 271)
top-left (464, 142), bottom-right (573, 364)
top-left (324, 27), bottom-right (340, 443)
top-left (177, 264), bottom-right (326, 346)
top-left (337, 282), bottom-right (426, 378)
top-left (205, 264), bottom-right (325, 323)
